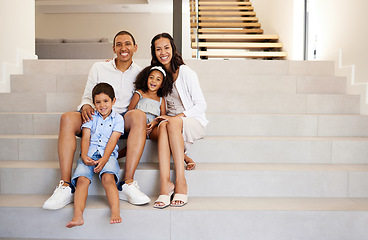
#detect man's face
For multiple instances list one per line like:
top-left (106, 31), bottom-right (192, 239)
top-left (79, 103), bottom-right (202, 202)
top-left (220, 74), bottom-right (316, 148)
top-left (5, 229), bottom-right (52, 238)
top-left (113, 34), bottom-right (137, 63)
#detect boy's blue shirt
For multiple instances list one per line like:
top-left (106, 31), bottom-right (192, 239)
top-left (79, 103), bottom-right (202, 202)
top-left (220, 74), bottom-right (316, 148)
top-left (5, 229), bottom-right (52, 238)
top-left (82, 110), bottom-right (124, 159)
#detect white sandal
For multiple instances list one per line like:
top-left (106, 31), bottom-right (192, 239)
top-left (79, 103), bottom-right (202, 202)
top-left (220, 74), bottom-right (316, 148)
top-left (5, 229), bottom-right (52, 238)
top-left (153, 191), bottom-right (174, 209)
top-left (171, 194), bottom-right (188, 207)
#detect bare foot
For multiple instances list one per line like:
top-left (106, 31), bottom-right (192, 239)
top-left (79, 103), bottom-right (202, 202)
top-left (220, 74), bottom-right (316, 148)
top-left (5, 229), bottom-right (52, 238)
top-left (66, 217), bottom-right (84, 228)
top-left (184, 154), bottom-right (196, 170)
top-left (110, 213), bottom-right (122, 224)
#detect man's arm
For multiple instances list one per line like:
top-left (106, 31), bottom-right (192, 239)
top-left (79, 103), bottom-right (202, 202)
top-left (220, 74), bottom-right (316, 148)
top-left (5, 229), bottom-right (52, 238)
top-left (77, 63), bottom-right (99, 122)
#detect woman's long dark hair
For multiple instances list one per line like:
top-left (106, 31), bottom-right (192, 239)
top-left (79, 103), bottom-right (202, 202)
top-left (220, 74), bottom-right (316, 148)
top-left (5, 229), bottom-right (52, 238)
top-left (150, 33), bottom-right (185, 74)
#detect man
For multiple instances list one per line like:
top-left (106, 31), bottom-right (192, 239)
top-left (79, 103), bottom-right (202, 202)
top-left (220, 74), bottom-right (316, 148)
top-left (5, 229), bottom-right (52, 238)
top-left (43, 31), bottom-right (150, 210)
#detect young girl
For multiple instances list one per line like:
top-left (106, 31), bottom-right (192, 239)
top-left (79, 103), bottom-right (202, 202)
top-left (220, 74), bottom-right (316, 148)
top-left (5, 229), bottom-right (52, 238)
top-left (128, 65), bottom-right (173, 139)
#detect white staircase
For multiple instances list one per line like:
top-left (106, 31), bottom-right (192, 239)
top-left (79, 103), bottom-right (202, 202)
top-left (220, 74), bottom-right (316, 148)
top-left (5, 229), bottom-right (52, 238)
top-left (1, 59), bottom-right (368, 239)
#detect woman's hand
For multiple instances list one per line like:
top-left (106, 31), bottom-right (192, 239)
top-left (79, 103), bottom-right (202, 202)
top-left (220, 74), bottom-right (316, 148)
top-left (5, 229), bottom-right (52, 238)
top-left (155, 115), bottom-right (171, 122)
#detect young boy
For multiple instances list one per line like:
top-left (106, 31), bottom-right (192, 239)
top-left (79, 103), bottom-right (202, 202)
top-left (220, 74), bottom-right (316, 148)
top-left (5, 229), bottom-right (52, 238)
top-left (66, 82), bottom-right (124, 228)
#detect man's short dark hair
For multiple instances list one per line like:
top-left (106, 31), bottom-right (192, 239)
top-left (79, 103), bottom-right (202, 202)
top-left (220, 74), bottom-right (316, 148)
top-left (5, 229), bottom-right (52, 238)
top-left (92, 83), bottom-right (115, 102)
top-left (113, 31), bottom-right (136, 46)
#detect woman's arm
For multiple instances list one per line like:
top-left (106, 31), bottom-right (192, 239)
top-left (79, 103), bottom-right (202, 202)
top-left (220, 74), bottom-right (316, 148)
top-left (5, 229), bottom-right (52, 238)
top-left (160, 97), bottom-right (166, 116)
top-left (179, 67), bottom-right (207, 118)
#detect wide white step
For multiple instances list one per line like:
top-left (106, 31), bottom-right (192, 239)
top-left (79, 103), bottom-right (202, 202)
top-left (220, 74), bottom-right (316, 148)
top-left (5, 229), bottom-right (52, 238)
top-left (1, 195), bottom-right (367, 240)
top-left (0, 92), bottom-right (358, 114)
top-left (2, 135), bottom-right (368, 165)
top-left (10, 74), bottom-right (347, 95)
top-left (22, 59), bottom-right (335, 77)
top-left (1, 161), bottom-right (368, 198)
top-left (1, 113), bottom-right (368, 137)
top-left (205, 93), bottom-right (359, 114)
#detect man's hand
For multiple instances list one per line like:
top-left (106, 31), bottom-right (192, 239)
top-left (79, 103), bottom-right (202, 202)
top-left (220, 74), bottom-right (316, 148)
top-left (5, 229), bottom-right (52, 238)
top-left (81, 104), bottom-right (95, 123)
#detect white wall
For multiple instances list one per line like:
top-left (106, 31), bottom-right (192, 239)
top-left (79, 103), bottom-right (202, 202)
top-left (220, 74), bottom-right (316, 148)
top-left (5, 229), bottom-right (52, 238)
top-left (252, 0), bottom-right (367, 84)
top-left (311, 0), bottom-right (368, 83)
top-left (0, 0), bottom-right (37, 92)
top-left (252, 0), bottom-right (305, 60)
top-left (35, 13), bottom-right (173, 59)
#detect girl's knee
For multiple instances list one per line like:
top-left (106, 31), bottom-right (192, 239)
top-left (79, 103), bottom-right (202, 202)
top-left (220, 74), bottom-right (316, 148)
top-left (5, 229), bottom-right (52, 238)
top-left (126, 109), bottom-right (146, 122)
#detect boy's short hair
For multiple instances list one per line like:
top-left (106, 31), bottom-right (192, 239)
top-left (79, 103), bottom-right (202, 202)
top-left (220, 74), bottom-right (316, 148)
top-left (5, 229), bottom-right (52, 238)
top-left (92, 83), bottom-right (115, 102)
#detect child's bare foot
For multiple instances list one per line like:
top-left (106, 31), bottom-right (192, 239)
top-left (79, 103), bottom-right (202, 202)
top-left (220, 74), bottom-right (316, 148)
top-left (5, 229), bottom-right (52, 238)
top-left (184, 154), bottom-right (196, 170)
top-left (66, 217), bottom-right (84, 228)
top-left (110, 213), bottom-right (122, 224)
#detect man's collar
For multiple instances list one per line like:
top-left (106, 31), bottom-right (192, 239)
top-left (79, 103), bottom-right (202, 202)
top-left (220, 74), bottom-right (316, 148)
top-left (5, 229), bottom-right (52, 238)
top-left (111, 58), bottom-right (134, 72)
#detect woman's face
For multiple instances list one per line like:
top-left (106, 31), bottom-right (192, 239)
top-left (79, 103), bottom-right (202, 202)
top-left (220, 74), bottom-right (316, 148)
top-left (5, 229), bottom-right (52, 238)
top-left (154, 37), bottom-right (172, 69)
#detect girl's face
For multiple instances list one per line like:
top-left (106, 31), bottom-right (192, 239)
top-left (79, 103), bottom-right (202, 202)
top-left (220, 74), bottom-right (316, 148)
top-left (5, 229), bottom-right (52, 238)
top-left (154, 37), bottom-right (172, 69)
top-left (147, 70), bottom-right (164, 93)
top-left (94, 93), bottom-right (115, 119)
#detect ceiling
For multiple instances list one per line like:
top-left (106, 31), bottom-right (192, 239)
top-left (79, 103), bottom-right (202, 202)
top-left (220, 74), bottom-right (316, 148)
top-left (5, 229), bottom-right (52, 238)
top-left (35, 0), bottom-right (173, 14)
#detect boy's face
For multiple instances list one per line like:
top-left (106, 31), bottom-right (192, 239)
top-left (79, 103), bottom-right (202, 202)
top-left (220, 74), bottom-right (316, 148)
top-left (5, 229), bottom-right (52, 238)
top-left (94, 93), bottom-right (115, 119)
top-left (113, 34), bottom-right (137, 63)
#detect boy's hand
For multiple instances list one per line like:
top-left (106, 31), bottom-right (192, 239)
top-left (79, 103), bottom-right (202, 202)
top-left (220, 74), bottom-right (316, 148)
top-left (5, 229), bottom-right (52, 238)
top-left (94, 157), bottom-right (108, 173)
top-left (81, 155), bottom-right (97, 166)
top-left (81, 104), bottom-right (95, 123)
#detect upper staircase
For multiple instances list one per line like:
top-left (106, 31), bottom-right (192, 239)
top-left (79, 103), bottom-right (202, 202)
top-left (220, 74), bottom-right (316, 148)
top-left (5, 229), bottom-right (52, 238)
top-left (190, 0), bottom-right (287, 59)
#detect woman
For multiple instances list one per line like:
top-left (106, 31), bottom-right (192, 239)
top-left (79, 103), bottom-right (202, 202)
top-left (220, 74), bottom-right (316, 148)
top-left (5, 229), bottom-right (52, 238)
top-left (151, 33), bottom-right (209, 208)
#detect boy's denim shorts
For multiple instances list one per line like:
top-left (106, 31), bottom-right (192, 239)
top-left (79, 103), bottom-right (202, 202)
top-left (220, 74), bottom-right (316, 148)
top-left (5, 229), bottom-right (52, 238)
top-left (71, 151), bottom-right (120, 187)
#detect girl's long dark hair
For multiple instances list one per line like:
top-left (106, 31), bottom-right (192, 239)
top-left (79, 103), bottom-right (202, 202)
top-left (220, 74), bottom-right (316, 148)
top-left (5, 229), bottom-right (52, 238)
top-left (150, 33), bottom-right (185, 74)
top-left (134, 66), bottom-right (173, 97)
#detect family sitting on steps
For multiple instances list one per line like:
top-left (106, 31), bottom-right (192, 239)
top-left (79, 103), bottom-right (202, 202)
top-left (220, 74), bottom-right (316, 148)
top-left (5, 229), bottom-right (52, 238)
top-left (42, 31), bottom-right (209, 228)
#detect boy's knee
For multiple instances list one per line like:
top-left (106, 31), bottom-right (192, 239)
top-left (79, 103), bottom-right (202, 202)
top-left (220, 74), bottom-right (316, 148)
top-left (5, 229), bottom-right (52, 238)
top-left (101, 173), bottom-right (115, 185)
top-left (76, 176), bottom-right (90, 186)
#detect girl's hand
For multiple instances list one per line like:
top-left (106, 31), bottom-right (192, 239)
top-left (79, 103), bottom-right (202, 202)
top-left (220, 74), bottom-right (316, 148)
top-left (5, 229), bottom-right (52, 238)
top-left (146, 121), bottom-right (158, 135)
top-left (94, 157), bottom-right (108, 173)
top-left (81, 155), bottom-right (97, 166)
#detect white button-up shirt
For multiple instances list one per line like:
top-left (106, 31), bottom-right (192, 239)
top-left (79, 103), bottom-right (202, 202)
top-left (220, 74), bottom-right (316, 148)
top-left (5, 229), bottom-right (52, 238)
top-left (82, 110), bottom-right (124, 159)
top-left (78, 59), bottom-right (142, 113)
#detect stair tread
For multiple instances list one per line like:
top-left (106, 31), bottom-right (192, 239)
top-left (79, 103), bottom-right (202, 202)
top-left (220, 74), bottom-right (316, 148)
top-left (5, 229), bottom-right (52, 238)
top-left (2, 194), bottom-right (368, 211)
top-left (192, 42), bottom-right (283, 48)
top-left (1, 161), bottom-right (368, 172)
top-left (1, 134), bottom-right (368, 141)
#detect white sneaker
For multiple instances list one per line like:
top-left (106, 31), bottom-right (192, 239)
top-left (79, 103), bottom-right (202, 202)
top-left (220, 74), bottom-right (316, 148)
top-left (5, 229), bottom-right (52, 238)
top-left (119, 181), bottom-right (150, 205)
top-left (43, 180), bottom-right (74, 210)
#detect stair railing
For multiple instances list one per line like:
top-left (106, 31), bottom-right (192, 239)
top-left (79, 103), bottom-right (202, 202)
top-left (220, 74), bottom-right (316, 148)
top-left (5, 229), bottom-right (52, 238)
top-left (190, 0), bottom-right (199, 59)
